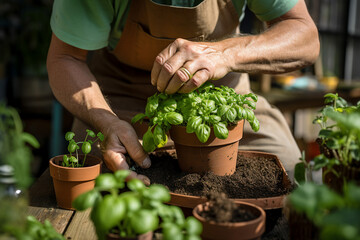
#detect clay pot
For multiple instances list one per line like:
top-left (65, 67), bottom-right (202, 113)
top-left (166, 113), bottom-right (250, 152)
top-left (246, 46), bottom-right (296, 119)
top-left (169, 120), bottom-right (244, 176)
top-left (193, 201), bottom-right (266, 240)
top-left (49, 154), bottom-right (102, 210)
top-left (106, 231), bottom-right (153, 240)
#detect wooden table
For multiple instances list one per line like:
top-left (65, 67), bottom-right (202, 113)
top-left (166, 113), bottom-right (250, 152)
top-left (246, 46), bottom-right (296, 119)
top-left (28, 168), bottom-right (97, 240)
top-left (28, 168), bottom-right (290, 240)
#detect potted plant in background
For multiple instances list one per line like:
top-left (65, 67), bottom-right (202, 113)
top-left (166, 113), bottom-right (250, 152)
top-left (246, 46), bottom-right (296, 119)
top-left (73, 170), bottom-right (203, 240)
top-left (312, 93), bottom-right (360, 192)
top-left (286, 182), bottom-right (360, 240)
top-left (192, 192), bottom-right (265, 240)
top-left (132, 83), bottom-right (259, 176)
top-left (49, 129), bottom-right (104, 210)
top-left (0, 103), bottom-right (64, 240)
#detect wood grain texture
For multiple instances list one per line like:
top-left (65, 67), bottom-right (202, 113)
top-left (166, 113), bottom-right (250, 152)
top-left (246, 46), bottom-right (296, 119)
top-left (64, 209), bottom-right (97, 240)
top-left (28, 168), bottom-right (74, 234)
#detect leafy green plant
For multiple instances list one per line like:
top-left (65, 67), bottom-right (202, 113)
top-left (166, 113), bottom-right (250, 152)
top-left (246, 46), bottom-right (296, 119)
top-left (62, 130), bottom-right (104, 168)
top-left (288, 182), bottom-right (360, 240)
top-left (0, 103), bottom-right (40, 189)
top-left (73, 170), bottom-right (202, 240)
top-left (8, 216), bottom-right (65, 240)
top-left (132, 83), bottom-right (259, 152)
top-left (312, 93), bottom-right (360, 176)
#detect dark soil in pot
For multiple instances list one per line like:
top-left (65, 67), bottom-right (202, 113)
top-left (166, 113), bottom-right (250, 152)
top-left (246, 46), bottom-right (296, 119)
top-left (199, 192), bottom-right (257, 223)
top-left (135, 151), bottom-right (292, 199)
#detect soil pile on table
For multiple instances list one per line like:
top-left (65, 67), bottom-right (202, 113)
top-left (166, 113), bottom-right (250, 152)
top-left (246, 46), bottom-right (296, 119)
top-left (135, 151), bottom-right (292, 199)
top-left (199, 192), bottom-right (257, 223)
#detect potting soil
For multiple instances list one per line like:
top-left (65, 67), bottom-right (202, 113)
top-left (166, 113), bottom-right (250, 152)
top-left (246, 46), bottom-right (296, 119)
top-left (135, 150), bottom-right (292, 199)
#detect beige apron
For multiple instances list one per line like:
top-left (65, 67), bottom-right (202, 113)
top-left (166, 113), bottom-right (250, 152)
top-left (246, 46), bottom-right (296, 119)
top-left (73, 0), bottom-right (300, 179)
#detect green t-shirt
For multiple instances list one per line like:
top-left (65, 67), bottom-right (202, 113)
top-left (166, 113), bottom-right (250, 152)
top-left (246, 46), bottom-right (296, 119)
top-left (50, 0), bottom-right (298, 51)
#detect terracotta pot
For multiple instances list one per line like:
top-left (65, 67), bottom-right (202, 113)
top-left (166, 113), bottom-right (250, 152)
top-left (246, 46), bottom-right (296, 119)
top-left (49, 154), bottom-right (102, 210)
top-left (106, 231), bottom-right (153, 240)
top-left (167, 150), bottom-right (292, 211)
top-left (193, 201), bottom-right (266, 240)
top-left (169, 120), bottom-right (244, 176)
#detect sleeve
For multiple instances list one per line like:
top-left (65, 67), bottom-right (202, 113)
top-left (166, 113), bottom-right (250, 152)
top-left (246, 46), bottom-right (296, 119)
top-left (50, 0), bottom-right (114, 50)
top-left (247, 0), bottom-right (298, 22)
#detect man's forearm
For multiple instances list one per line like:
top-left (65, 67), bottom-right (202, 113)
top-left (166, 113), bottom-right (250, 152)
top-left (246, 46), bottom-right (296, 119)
top-left (222, 1), bottom-right (319, 74)
top-left (47, 44), bottom-right (118, 133)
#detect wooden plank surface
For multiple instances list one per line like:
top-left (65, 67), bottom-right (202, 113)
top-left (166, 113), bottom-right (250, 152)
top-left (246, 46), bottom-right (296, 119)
top-left (64, 209), bottom-right (97, 240)
top-left (27, 168), bottom-right (74, 234)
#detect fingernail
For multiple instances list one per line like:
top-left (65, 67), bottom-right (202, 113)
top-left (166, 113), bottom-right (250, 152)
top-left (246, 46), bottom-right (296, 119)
top-left (142, 156), bottom-right (151, 168)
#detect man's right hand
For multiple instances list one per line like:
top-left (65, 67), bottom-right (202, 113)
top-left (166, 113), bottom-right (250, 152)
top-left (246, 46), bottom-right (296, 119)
top-left (100, 119), bottom-right (151, 185)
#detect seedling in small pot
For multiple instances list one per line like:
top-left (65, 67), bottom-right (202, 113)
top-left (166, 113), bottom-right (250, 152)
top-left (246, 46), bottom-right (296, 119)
top-left (63, 129), bottom-right (104, 167)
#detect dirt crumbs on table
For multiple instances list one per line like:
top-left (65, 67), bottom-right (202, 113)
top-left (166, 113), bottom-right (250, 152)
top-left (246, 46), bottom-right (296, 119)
top-left (135, 151), bottom-right (292, 198)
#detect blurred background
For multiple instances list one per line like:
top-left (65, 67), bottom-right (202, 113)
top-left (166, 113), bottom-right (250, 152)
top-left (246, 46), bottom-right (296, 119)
top-left (1, 0), bottom-right (360, 179)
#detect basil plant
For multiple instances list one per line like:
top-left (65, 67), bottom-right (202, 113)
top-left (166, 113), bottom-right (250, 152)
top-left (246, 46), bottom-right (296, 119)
top-left (132, 83), bottom-right (259, 152)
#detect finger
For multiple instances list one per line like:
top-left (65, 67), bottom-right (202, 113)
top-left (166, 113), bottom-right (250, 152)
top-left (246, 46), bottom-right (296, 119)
top-left (102, 148), bottom-right (129, 172)
top-left (178, 69), bottom-right (211, 93)
top-left (103, 150), bottom-right (151, 186)
top-left (119, 122), bottom-right (151, 168)
top-left (151, 41), bottom-right (179, 87)
top-left (164, 66), bottom-right (192, 94)
top-left (126, 171), bottom-right (151, 186)
top-left (156, 51), bottom-right (187, 92)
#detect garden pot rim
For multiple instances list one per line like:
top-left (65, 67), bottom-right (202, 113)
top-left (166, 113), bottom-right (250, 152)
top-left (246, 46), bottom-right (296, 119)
top-left (192, 200), bottom-right (266, 227)
top-left (49, 154), bottom-right (103, 170)
top-left (169, 120), bottom-right (244, 147)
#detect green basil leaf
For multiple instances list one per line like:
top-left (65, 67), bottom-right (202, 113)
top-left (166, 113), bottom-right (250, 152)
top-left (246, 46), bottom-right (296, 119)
top-left (65, 132), bottom-right (75, 141)
top-left (244, 108), bottom-right (255, 122)
top-left (202, 99), bottom-right (216, 112)
top-left (186, 116), bottom-right (202, 133)
top-left (143, 128), bottom-right (157, 152)
top-left (153, 125), bottom-right (168, 148)
top-left (209, 115), bottom-right (221, 124)
top-left (214, 122), bottom-right (229, 139)
top-left (244, 99), bottom-right (256, 110)
top-left (131, 113), bottom-right (147, 124)
top-left (218, 105), bottom-right (230, 117)
top-left (166, 112), bottom-right (183, 125)
top-left (225, 108), bottom-right (237, 122)
top-left (250, 118), bottom-right (260, 132)
top-left (161, 99), bottom-right (177, 112)
top-left (145, 96), bottom-right (159, 116)
top-left (195, 124), bottom-right (211, 143)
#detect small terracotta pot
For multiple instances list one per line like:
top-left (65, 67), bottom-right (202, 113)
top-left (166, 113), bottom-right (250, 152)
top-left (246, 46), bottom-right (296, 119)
top-left (169, 120), bottom-right (244, 176)
top-left (106, 231), bottom-right (153, 240)
top-left (49, 154), bottom-right (102, 210)
top-left (193, 201), bottom-right (266, 240)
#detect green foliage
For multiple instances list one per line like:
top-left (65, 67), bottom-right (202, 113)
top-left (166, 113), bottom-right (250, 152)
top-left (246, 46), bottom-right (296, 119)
top-left (62, 129), bottom-right (104, 168)
top-left (288, 182), bottom-right (360, 240)
top-left (132, 83), bottom-right (259, 152)
top-left (9, 216), bottom-right (65, 240)
top-left (312, 93), bottom-right (360, 175)
top-left (73, 170), bottom-right (202, 240)
top-left (0, 103), bottom-right (39, 189)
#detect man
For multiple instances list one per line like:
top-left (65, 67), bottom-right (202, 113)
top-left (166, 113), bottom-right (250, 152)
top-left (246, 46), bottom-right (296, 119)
top-left (47, 0), bottom-right (320, 183)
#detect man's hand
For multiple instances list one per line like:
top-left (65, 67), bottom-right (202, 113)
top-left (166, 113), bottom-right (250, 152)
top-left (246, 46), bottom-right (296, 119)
top-left (151, 38), bottom-right (231, 94)
top-left (100, 119), bottom-right (151, 185)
